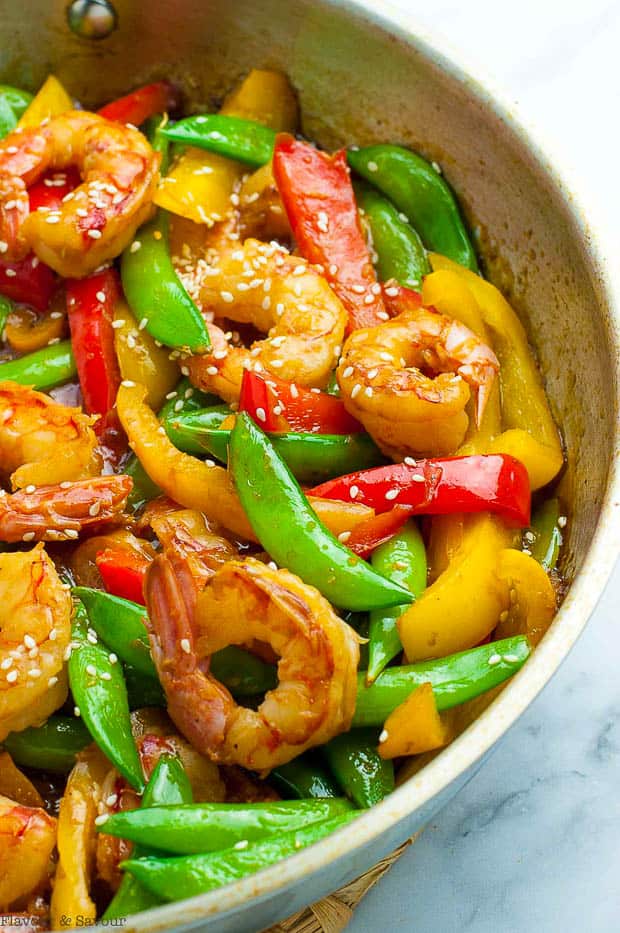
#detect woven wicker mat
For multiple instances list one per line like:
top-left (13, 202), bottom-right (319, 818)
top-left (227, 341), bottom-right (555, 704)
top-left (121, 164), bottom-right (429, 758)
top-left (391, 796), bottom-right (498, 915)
top-left (265, 836), bottom-right (417, 933)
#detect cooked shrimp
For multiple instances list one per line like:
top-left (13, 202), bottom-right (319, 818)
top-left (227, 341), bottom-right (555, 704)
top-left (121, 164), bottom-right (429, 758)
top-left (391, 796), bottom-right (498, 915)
top-left (0, 545), bottom-right (71, 742)
top-left (186, 239), bottom-right (346, 402)
top-left (0, 381), bottom-right (100, 489)
top-left (147, 505), bottom-right (238, 585)
top-left (0, 110), bottom-right (159, 277)
top-left (0, 795), bottom-right (56, 910)
top-left (0, 475), bottom-right (131, 543)
top-left (145, 554), bottom-right (359, 771)
top-left (338, 305), bottom-right (499, 459)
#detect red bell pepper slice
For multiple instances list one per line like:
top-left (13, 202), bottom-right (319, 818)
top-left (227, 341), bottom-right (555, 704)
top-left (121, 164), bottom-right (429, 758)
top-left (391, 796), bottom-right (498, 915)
top-left (98, 81), bottom-right (179, 125)
top-left (0, 254), bottom-right (56, 312)
top-left (309, 454), bottom-right (531, 527)
top-left (96, 547), bottom-right (150, 606)
top-left (273, 135), bottom-right (387, 333)
top-left (239, 369), bottom-right (290, 432)
top-left (382, 283), bottom-right (423, 316)
top-left (28, 166), bottom-right (81, 214)
top-left (343, 504), bottom-right (415, 559)
top-left (261, 372), bottom-right (363, 434)
top-left (66, 269), bottom-right (125, 455)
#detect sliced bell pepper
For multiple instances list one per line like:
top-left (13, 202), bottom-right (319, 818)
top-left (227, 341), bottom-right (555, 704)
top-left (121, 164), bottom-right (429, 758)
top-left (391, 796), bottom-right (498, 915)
top-left (430, 253), bottom-right (563, 488)
top-left (239, 368), bottom-right (290, 432)
top-left (261, 372), bottom-right (363, 434)
top-left (494, 547), bottom-right (556, 647)
top-left (4, 303), bottom-right (65, 354)
top-left (377, 682), bottom-right (452, 758)
top-left (0, 253), bottom-right (56, 312)
top-left (98, 81), bottom-right (179, 125)
top-left (18, 75), bottom-right (72, 128)
top-left (310, 454), bottom-right (531, 528)
top-left (529, 497), bottom-right (563, 571)
top-left (343, 504), bottom-right (414, 559)
top-left (66, 268), bottom-right (124, 452)
top-left (95, 547), bottom-right (150, 606)
top-left (112, 299), bottom-right (178, 410)
top-left (155, 69), bottom-right (297, 225)
top-left (273, 135), bottom-right (386, 333)
top-left (398, 514), bottom-right (512, 661)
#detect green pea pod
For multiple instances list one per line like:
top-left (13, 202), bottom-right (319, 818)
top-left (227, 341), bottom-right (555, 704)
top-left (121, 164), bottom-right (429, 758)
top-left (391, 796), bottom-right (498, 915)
top-left (122, 812), bottom-right (357, 901)
top-left (354, 635), bottom-right (530, 727)
top-left (157, 377), bottom-right (220, 422)
top-left (0, 339), bottom-right (76, 391)
top-left (529, 498), bottom-right (562, 571)
top-left (100, 798), bottom-right (352, 854)
top-left (367, 521), bottom-right (427, 682)
top-left (3, 715), bottom-right (91, 773)
top-left (121, 211), bottom-right (210, 352)
top-left (0, 96), bottom-right (16, 140)
top-left (160, 114), bottom-right (276, 168)
top-left (324, 370), bottom-right (340, 397)
top-left (0, 295), bottom-right (12, 336)
top-left (125, 456), bottom-right (162, 512)
top-left (323, 729), bottom-right (394, 808)
top-left (167, 415), bottom-right (383, 484)
top-left (104, 754), bottom-right (193, 920)
top-left (355, 181), bottom-right (429, 288)
top-left (163, 406), bottom-right (231, 455)
top-left (72, 587), bottom-right (276, 696)
top-left (69, 600), bottom-right (145, 792)
top-left (270, 754), bottom-right (340, 799)
top-left (0, 85), bottom-right (33, 121)
top-left (348, 145), bottom-right (478, 271)
top-left (230, 413), bottom-right (412, 611)
top-left (144, 113), bottom-right (171, 173)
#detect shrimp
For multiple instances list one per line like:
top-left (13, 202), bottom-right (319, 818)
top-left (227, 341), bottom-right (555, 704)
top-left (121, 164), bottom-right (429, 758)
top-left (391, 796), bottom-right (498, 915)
top-left (145, 554), bottom-right (360, 772)
top-left (0, 110), bottom-right (159, 277)
top-left (147, 504), bottom-right (239, 586)
top-left (0, 795), bottom-right (56, 910)
top-left (0, 382), bottom-right (100, 490)
top-left (0, 545), bottom-right (72, 742)
top-left (0, 475), bottom-right (131, 543)
top-left (338, 304), bottom-right (499, 459)
top-left (186, 239), bottom-right (346, 402)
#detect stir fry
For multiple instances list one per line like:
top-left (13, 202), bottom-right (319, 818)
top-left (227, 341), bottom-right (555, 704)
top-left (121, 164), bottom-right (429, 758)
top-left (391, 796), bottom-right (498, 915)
top-left (0, 69), bottom-right (565, 925)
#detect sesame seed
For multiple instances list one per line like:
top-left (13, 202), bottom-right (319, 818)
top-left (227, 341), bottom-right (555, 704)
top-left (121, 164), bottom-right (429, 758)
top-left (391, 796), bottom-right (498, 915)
top-left (28, 668), bottom-right (41, 678)
top-left (180, 638), bottom-right (191, 654)
top-left (24, 634), bottom-right (36, 649)
top-left (174, 399), bottom-right (184, 412)
top-left (74, 705), bottom-right (81, 716)
top-left (262, 296), bottom-right (271, 311)
top-left (267, 561), bottom-right (278, 571)
top-left (5, 268), bottom-right (17, 277)
top-left (403, 456), bottom-right (416, 467)
top-left (338, 531), bottom-right (351, 543)
top-left (138, 317), bottom-right (148, 330)
top-left (0, 658), bottom-right (12, 670)
top-left (255, 407), bottom-right (267, 423)
top-left (25, 484), bottom-right (36, 493)
top-left (385, 488), bottom-right (399, 501)
top-left (88, 501), bottom-right (101, 517)
top-left (6, 669), bottom-right (18, 683)
top-left (351, 284), bottom-right (366, 294)
top-left (351, 383), bottom-right (361, 399)
top-left (270, 359), bottom-right (284, 368)
top-left (75, 207), bottom-right (88, 217)
top-left (109, 653), bottom-right (118, 664)
top-left (431, 161), bottom-right (442, 174)
top-left (205, 459), bottom-right (216, 468)
top-left (234, 839), bottom-right (249, 850)
top-left (367, 368), bottom-right (378, 379)
top-left (558, 515), bottom-right (567, 528)
top-left (0, 241), bottom-right (7, 253)
top-left (365, 386), bottom-right (373, 397)
top-left (94, 814), bottom-right (109, 826)
top-left (22, 531), bottom-right (35, 542)
top-left (293, 264), bottom-right (306, 276)
top-left (121, 379), bottom-right (136, 387)
top-left (377, 311), bottom-right (389, 321)
top-left (503, 654), bottom-right (520, 664)
top-left (49, 628), bottom-right (57, 641)
top-left (100, 671), bottom-right (112, 681)
top-left (111, 319), bottom-right (125, 329)
top-left (88, 229), bottom-right (102, 239)
top-left (329, 264), bottom-right (338, 276)
top-left (379, 729), bottom-right (388, 742)
top-left (349, 485), bottom-right (360, 499)
top-left (290, 383), bottom-right (299, 398)
top-left (342, 366), bottom-right (354, 378)
top-left (220, 291), bottom-right (234, 303)
top-left (487, 653), bottom-right (502, 666)
top-left (367, 161), bottom-right (378, 172)
top-left (180, 366), bottom-right (190, 376)
top-left (86, 664), bottom-right (97, 677)
top-left (64, 529), bottom-right (79, 539)
top-left (206, 365), bottom-right (218, 376)
top-left (363, 293), bottom-right (375, 305)
top-left (106, 794), bottom-right (119, 807)
top-left (411, 474), bottom-right (425, 483)
top-left (86, 631), bottom-right (98, 645)
top-left (95, 290), bottom-right (106, 302)
top-left (130, 240), bottom-right (141, 253)
top-left (48, 675), bottom-right (59, 687)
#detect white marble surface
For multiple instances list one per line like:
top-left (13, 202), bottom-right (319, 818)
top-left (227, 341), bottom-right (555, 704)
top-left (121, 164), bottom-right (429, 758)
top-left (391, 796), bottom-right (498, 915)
top-left (349, 2), bottom-right (620, 931)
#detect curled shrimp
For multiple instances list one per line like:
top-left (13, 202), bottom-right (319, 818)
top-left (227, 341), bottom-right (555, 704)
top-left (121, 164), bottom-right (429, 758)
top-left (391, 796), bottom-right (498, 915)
top-left (338, 304), bottom-right (499, 459)
top-left (145, 554), bottom-right (359, 772)
top-left (0, 545), bottom-right (71, 742)
top-left (0, 794), bottom-right (57, 910)
top-left (0, 475), bottom-right (131, 543)
top-left (186, 239), bottom-right (346, 402)
top-left (0, 381), bottom-right (100, 490)
top-left (0, 110), bottom-right (159, 277)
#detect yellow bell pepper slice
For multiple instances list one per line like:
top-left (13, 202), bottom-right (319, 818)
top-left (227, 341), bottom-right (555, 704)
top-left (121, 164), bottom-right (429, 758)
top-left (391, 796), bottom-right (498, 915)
top-left (422, 268), bottom-right (502, 448)
top-left (378, 682), bottom-right (452, 758)
top-left (50, 747), bottom-right (109, 930)
top-left (495, 547), bottom-right (557, 646)
top-left (0, 751), bottom-right (44, 807)
top-left (429, 254), bottom-right (563, 479)
top-left (155, 69), bottom-right (297, 224)
top-left (18, 75), bottom-right (72, 128)
top-left (485, 428), bottom-right (564, 492)
top-left (399, 514), bottom-right (511, 661)
top-left (113, 299), bottom-right (178, 409)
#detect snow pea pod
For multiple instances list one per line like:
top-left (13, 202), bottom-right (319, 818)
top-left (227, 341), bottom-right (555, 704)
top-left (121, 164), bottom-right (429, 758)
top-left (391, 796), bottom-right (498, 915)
top-left (348, 145), bottom-right (478, 271)
top-left (3, 715), bottom-right (91, 773)
top-left (367, 520), bottom-right (427, 683)
top-left (354, 635), bottom-right (530, 727)
top-left (160, 114), bottom-right (276, 168)
top-left (0, 295), bottom-right (12, 336)
top-left (104, 754), bottom-right (193, 920)
top-left (323, 728), bottom-right (394, 808)
top-left (270, 754), bottom-right (340, 799)
top-left (69, 600), bottom-right (144, 792)
top-left (0, 339), bottom-right (76, 390)
top-left (230, 413), bottom-right (412, 611)
top-left (167, 415), bottom-right (383, 483)
top-left (0, 85), bottom-right (33, 122)
top-left (100, 798), bottom-right (352, 854)
top-left (121, 211), bottom-right (210, 352)
top-left (122, 812), bottom-right (357, 901)
top-left (355, 181), bottom-right (429, 288)
top-left (529, 498), bottom-right (563, 571)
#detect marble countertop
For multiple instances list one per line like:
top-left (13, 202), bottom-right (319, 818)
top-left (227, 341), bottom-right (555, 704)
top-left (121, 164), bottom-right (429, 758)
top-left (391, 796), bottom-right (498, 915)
top-left (349, 1), bottom-right (620, 931)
